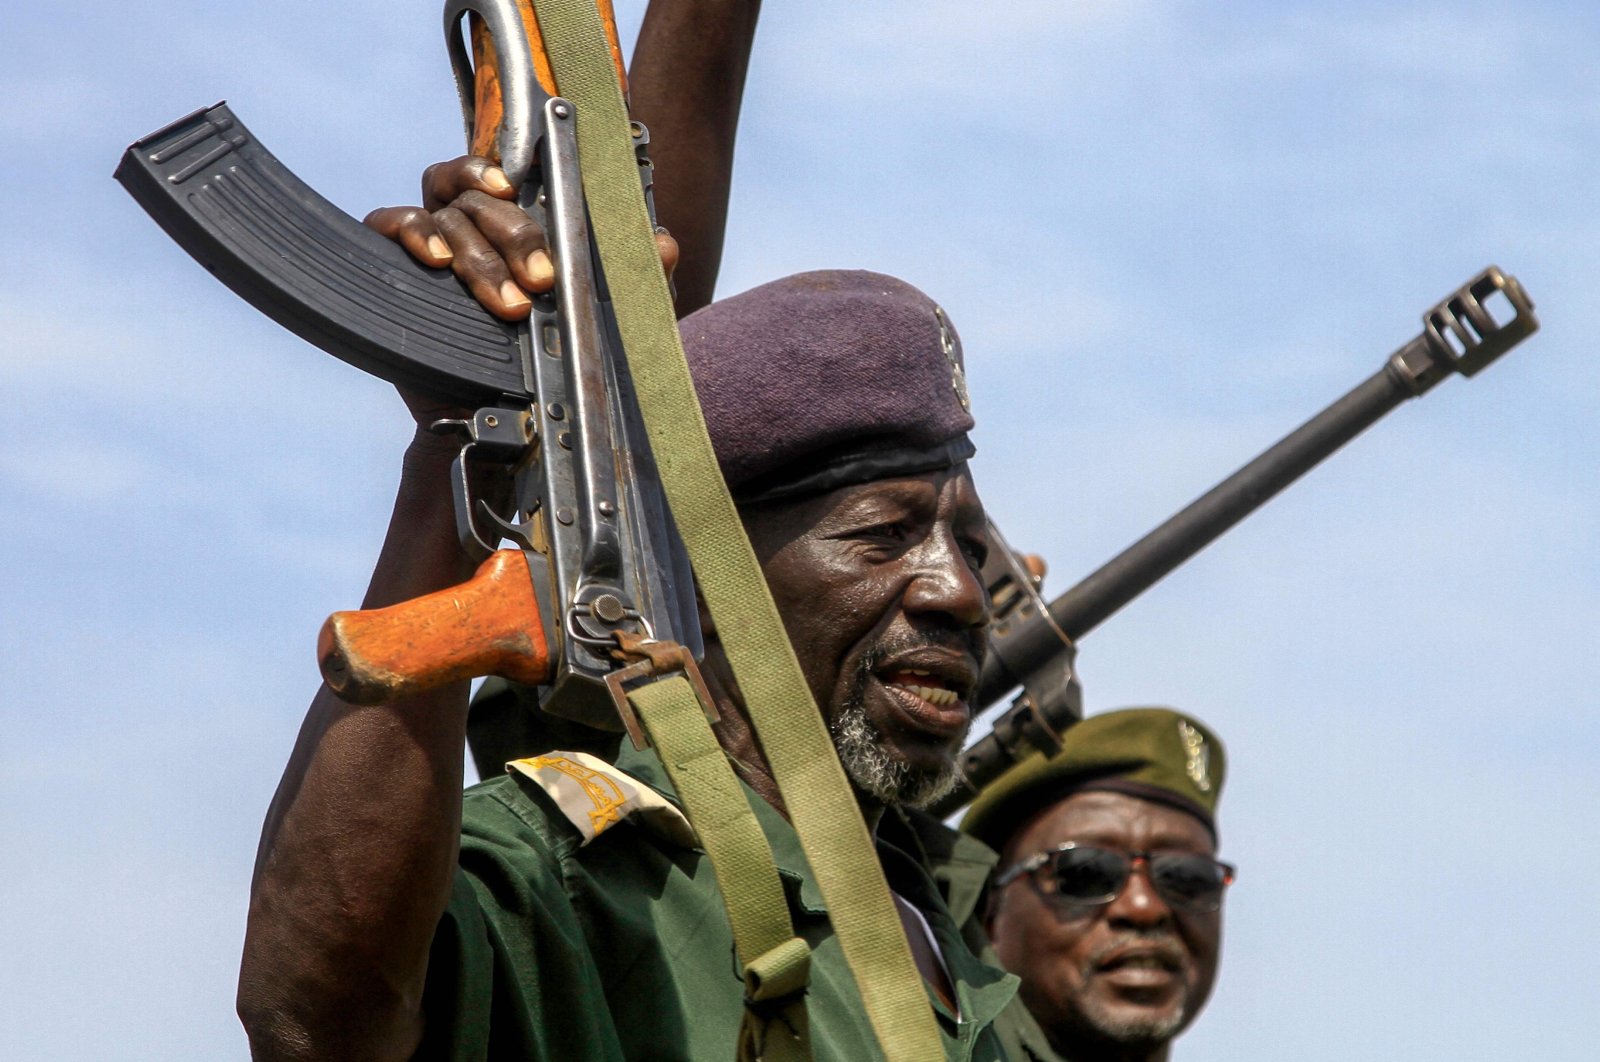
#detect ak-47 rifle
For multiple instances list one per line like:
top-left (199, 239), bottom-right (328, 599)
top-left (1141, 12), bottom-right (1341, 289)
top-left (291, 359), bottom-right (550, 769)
top-left (115, 5), bottom-right (701, 735)
top-left (934, 267), bottom-right (1538, 815)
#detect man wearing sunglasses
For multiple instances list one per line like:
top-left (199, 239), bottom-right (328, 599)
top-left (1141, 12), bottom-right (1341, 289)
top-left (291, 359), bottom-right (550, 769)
top-left (960, 708), bottom-right (1232, 1062)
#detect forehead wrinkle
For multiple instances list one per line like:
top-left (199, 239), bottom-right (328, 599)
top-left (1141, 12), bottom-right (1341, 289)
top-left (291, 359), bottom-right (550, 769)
top-left (827, 476), bottom-right (942, 519)
top-left (750, 469), bottom-right (983, 547)
top-left (829, 470), bottom-right (987, 539)
top-left (942, 469), bottom-right (987, 532)
top-left (736, 490), bottom-right (835, 563)
top-left (743, 473), bottom-right (948, 545)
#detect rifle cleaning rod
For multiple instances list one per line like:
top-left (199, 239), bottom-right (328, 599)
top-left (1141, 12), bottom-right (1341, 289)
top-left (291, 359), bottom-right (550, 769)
top-left (973, 356), bottom-right (1417, 709)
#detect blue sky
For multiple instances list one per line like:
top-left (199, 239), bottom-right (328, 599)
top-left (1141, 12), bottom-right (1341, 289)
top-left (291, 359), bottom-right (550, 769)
top-left (3, 1), bottom-right (1597, 1058)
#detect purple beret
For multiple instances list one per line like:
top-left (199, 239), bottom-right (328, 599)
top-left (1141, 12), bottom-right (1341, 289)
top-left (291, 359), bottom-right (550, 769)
top-left (679, 270), bottom-right (976, 504)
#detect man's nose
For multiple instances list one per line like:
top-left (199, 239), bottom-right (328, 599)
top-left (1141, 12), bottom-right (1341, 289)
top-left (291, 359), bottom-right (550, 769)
top-left (903, 533), bottom-right (990, 628)
top-left (1105, 859), bottom-right (1174, 929)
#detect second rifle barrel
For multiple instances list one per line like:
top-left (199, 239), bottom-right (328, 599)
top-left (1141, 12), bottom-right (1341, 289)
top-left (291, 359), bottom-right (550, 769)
top-left (1053, 362), bottom-right (1411, 638)
top-left (975, 358), bottom-right (1415, 707)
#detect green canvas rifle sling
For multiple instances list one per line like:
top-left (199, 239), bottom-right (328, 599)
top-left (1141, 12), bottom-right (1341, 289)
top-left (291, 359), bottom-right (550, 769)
top-left (626, 674), bottom-right (811, 1061)
top-left (532, 1), bottom-right (948, 1058)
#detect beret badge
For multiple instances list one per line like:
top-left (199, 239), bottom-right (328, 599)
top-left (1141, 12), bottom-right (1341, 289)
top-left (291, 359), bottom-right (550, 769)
top-left (934, 305), bottom-right (971, 413)
top-left (1179, 719), bottom-right (1212, 793)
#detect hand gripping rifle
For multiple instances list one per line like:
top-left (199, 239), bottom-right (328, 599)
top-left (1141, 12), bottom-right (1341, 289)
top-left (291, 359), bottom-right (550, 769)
top-left (116, 5), bottom-right (698, 738)
top-left (933, 267), bottom-right (1538, 816)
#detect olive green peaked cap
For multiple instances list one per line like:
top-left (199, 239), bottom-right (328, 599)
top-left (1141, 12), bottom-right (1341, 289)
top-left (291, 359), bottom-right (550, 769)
top-left (960, 707), bottom-right (1227, 851)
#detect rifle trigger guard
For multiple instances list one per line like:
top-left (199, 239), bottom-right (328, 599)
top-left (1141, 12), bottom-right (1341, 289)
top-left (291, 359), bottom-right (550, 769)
top-left (430, 408), bottom-right (537, 561)
top-left (603, 632), bottom-right (720, 751)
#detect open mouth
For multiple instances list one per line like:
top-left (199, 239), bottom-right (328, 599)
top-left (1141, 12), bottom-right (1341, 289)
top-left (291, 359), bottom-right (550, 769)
top-left (1093, 945), bottom-right (1186, 990)
top-left (1101, 954), bottom-right (1179, 973)
top-left (881, 668), bottom-right (963, 708)
top-left (871, 654), bottom-right (978, 739)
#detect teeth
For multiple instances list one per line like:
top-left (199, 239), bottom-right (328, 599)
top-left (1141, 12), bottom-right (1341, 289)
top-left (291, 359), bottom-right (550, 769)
top-left (890, 683), bottom-right (960, 708)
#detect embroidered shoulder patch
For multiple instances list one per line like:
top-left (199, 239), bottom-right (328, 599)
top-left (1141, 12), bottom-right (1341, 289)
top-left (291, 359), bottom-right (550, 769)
top-left (507, 751), bottom-right (697, 848)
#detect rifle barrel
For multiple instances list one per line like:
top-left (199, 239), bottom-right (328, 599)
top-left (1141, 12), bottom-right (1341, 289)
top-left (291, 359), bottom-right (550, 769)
top-left (954, 267), bottom-right (1536, 811)
top-left (973, 359), bottom-right (1411, 709)
top-left (1061, 364), bottom-right (1405, 636)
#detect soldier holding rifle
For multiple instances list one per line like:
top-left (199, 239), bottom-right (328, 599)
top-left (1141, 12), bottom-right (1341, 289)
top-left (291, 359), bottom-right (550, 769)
top-left (238, 271), bottom-right (1018, 1062)
top-left (236, 4), bottom-right (1023, 1057)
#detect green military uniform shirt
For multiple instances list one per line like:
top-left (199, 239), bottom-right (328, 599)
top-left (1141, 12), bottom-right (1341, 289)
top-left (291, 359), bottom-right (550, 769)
top-left (416, 741), bottom-right (1018, 1061)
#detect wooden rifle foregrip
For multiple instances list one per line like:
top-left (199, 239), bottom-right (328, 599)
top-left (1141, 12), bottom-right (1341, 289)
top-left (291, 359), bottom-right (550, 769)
top-left (318, 549), bottom-right (554, 704)
top-left (469, 0), bottom-right (628, 161)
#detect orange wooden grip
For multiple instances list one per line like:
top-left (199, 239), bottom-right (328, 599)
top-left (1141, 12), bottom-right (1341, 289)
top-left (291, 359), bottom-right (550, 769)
top-left (318, 549), bottom-right (554, 705)
top-left (469, 0), bottom-right (629, 162)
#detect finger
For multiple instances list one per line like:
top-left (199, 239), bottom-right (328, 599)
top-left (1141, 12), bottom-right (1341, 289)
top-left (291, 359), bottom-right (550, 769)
top-left (395, 384), bottom-right (475, 431)
top-left (654, 228), bottom-right (680, 279)
top-left (450, 190), bottom-right (554, 294)
top-left (434, 206), bottom-right (532, 322)
top-left (1021, 553), bottom-right (1048, 587)
top-left (364, 206), bottom-right (454, 268)
top-left (422, 155), bottom-right (517, 211)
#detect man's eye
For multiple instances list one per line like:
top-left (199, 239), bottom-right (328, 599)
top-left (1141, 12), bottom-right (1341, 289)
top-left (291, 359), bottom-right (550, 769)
top-left (858, 522), bottom-right (909, 542)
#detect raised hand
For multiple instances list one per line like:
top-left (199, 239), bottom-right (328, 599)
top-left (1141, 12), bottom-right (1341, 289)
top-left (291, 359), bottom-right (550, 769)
top-left (365, 154), bottom-right (678, 322)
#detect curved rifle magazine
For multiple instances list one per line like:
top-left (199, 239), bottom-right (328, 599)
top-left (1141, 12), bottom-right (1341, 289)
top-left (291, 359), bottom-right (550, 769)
top-left (116, 102), bottom-right (528, 406)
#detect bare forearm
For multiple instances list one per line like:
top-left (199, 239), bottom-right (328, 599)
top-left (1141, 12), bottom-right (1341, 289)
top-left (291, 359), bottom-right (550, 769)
top-left (630, 0), bottom-right (763, 315)
top-left (240, 436), bottom-right (477, 1060)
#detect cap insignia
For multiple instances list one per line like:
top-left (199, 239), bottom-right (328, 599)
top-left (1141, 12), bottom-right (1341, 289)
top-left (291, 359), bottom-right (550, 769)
top-left (1178, 720), bottom-right (1212, 792)
top-left (934, 306), bottom-right (971, 412)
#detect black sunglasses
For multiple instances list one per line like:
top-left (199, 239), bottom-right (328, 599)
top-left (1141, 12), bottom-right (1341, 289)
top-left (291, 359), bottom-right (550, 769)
top-left (995, 843), bottom-right (1236, 913)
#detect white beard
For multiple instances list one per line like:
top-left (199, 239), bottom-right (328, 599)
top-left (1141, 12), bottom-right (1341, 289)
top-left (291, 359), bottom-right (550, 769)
top-left (829, 697), bottom-right (962, 808)
top-left (1078, 1000), bottom-right (1187, 1047)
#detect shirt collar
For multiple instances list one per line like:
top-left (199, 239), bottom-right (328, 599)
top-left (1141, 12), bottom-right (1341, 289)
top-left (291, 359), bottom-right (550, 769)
top-left (880, 806), bottom-right (1001, 928)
